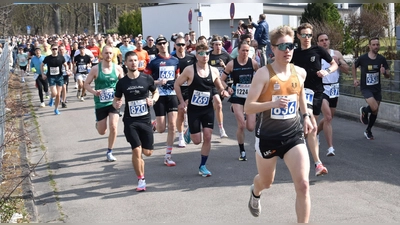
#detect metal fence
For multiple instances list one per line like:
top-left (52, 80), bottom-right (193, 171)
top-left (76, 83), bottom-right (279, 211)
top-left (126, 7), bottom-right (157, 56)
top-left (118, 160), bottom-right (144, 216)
top-left (0, 41), bottom-right (11, 170)
top-left (340, 59), bottom-right (400, 105)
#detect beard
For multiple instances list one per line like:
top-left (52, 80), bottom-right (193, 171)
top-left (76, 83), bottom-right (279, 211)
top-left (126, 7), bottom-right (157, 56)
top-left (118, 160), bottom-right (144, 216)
top-left (128, 68), bottom-right (137, 72)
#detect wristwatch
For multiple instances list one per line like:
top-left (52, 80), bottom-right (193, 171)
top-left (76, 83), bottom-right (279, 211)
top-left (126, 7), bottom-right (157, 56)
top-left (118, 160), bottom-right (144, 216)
top-left (325, 68), bottom-right (331, 74)
top-left (302, 113), bottom-right (311, 119)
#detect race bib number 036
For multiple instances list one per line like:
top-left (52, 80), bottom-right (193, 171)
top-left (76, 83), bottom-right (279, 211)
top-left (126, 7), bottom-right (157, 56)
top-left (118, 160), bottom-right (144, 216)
top-left (304, 88), bottom-right (314, 105)
top-left (235, 83), bottom-right (250, 98)
top-left (191, 90), bottom-right (210, 106)
top-left (270, 94), bottom-right (297, 120)
top-left (128, 99), bottom-right (148, 117)
top-left (99, 88), bottom-right (114, 102)
top-left (159, 66), bottom-right (175, 80)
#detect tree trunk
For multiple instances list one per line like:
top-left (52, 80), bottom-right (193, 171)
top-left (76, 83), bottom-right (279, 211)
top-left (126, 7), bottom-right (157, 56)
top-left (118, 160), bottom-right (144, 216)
top-left (52, 4), bottom-right (61, 34)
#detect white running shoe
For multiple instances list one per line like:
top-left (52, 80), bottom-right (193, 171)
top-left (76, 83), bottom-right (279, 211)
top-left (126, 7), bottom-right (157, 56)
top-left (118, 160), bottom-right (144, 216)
top-left (136, 179), bottom-right (146, 192)
top-left (178, 135), bottom-right (186, 148)
top-left (40, 102), bottom-right (45, 108)
top-left (164, 154), bottom-right (176, 167)
top-left (80, 96), bottom-right (84, 102)
top-left (326, 147), bottom-right (335, 157)
top-left (219, 128), bottom-right (228, 138)
top-left (106, 152), bottom-right (117, 162)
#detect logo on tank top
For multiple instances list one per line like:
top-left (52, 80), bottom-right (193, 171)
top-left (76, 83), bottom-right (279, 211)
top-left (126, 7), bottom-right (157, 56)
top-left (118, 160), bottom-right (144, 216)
top-left (310, 56), bottom-right (315, 62)
top-left (292, 82), bottom-right (297, 89)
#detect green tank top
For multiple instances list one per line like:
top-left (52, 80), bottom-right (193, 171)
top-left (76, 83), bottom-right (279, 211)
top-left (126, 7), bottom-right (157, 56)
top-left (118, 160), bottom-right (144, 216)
top-left (94, 63), bottom-right (119, 109)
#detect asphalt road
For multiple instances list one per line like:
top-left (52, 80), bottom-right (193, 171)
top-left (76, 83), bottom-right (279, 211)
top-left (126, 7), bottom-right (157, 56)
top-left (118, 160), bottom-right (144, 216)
top-left (23, 75), bottom-right (400, 223)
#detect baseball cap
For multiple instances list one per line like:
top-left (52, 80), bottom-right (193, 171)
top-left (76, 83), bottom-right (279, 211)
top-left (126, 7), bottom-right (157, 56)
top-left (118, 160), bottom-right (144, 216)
top-left (138, 34), bottom-right (142, 37)
top-left (155, 36), bottom-right (168, 44)
top-left (178, 32), bottom-right (184, 37)
top-left (78, 45), bottom-right (85, 49)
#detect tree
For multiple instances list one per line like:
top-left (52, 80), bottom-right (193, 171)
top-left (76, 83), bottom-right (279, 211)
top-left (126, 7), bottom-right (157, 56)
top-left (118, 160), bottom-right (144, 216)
top-left (50, 4), bottom-right (61, 35)
top-left (301, 3), bottom-right (342, 25)
top-left (117, 9), bottom-right (142, 36)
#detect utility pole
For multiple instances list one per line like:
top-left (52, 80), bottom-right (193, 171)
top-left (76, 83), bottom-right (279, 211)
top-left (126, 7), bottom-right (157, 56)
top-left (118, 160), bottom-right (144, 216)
top-left (93, 3), bottom-right (99, 34)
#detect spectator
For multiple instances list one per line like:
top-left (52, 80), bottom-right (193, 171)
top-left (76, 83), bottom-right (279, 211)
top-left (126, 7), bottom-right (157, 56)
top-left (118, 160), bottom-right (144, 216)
top-left (222, 35), bottom-right (232, 54)
top-left (250, 14), bottom-right (270, 67)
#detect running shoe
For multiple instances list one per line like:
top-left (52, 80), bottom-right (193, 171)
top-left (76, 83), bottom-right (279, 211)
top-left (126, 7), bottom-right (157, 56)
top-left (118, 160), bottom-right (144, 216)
top-left (40, 102), bottom-right (45, 108)
top-left (61, 102), bottom-right (67, 108)
top-left (76, 90), bottom-right (81, 98)
top-left (184, 127), bottom-right (191, 144)
top-left (359, 106), bottom-right (369, 125)
top-left (326, 147), bottom-right (335, 157)
top-left (164, 155), bottom-right (176, 167)
top-left (136, 179), bottom-right (146, 192)
top-left (219, 128), bottom-right (228, 138)
top-left (21, 78), bottom-right (25, 83)
top-left (48, 98), bottom-right (54, 107)
top-left (54, 109), bottom-right (60, 115)
top-left (248, 184), bottom-right (261, 217)
top-left (80, 96), bottom-right (84, 102)
top-left (45, 92), bottom-right (50, 99)
top-left (239, 151), bottom-right (247, 161)
top-left (315, 163), bottom-right (328, 176)
top-left (178, 136), bottom-right (186, 148)
top-left (106, 152), bottom-right (117, 162)
top-left (198, 165), bottom-right (212, 177)
top-left (151, 120), bottom-right (157, 133)
top-left (364, 129), bottom-right (374, 140)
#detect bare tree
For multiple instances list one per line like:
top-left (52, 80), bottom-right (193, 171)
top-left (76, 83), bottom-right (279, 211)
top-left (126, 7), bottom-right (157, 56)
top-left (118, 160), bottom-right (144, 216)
top-left (307, 18), bottom-right (344, 52)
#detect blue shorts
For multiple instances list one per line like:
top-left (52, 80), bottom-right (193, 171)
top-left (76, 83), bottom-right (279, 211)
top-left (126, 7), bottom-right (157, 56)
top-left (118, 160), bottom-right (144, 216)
top-left (48, 75), bottom-right (64, 87)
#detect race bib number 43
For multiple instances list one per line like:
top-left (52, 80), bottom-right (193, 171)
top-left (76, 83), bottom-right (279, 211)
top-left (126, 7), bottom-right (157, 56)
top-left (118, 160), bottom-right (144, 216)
top-left (159, 66), bottom-right (175, 80)
top-left (271, 94), bottom-right (297, 120)
top-left (128, 99), bottom-right (148, 117)
top-left (235, 83), bottom-right (250, 98)
top-left (366, 72), bottom-right (379, 86)
top-left (191, 90), bottom-right (210, 106)
top-left (99, 88), bottom-right (114, 102)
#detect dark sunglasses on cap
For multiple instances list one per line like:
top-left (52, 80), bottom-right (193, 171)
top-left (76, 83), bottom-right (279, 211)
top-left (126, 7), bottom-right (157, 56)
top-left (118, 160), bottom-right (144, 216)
top-left (272, 42), bottom-right (295, 51)
top-left (176, 43), bottom-right (186, 47)
top-left (300, 33), bottom-right (312, 38)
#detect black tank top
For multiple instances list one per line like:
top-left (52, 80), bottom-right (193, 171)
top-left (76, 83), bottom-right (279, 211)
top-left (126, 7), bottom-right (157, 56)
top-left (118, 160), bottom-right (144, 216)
top-left (188, 63), bottom-right (214, 110)
top-left (231, 57), bottom-right (255, 98)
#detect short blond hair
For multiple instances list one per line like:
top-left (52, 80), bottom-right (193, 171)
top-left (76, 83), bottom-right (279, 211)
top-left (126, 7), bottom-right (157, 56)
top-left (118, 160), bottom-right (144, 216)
top-left (270, 26), bottom-right (294, 45)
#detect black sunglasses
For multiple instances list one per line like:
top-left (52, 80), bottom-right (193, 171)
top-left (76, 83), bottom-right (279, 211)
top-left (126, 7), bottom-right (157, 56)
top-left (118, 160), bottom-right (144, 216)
top-left (272, 42), bottom-right (295, 51)
top-left (157, 42), bottom-right (167, 46)
top-left (176, 43), bottom-right (186, 47)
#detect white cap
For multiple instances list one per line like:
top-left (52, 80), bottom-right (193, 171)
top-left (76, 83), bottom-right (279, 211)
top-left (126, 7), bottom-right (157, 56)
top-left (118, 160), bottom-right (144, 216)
top-left (138, 34), bottom-right (142, 37)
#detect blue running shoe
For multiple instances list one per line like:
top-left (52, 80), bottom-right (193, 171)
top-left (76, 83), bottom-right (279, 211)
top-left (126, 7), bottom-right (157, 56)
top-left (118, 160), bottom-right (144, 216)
top-left (199, 165), bottom-right (212, 177)
top-left (54, 109), bottom-right (60, 115)
top-left (49, 98), bottom-right (54, 107)
top-left (184, 127), bottom-right (191, 144)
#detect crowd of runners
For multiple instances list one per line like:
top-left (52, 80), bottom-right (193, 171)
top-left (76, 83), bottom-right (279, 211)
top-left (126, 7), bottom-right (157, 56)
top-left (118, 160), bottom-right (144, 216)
top-left (8, 14), bottom-right (391, 223)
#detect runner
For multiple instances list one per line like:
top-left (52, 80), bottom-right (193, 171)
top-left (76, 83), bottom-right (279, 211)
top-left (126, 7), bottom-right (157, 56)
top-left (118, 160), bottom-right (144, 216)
top-left (74, 45), bottom-right (92, 101)
top-left (244, 25), bottom-right (313, 222)
top-left (30, 48), bottom-right (48, 107)
top-left (84, 45), bottom-right (125, 161)
top-left (174, 43), bottom-right (230, 177)
top-left (144, 36), bottom-right (180, 167)
top-left (221, 40), bottom-right (259, 161)
top-left (113, 51), bottom-right (159, 192)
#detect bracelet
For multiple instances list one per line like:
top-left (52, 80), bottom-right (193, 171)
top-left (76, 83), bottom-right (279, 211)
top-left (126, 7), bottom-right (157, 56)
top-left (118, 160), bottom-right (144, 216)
top-left (302, 113), bottom-right (311, 118)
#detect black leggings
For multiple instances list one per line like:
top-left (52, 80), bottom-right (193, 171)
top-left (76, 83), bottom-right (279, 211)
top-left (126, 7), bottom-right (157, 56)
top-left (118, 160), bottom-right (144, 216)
top-left (36, 76), bottom-right (49, 103)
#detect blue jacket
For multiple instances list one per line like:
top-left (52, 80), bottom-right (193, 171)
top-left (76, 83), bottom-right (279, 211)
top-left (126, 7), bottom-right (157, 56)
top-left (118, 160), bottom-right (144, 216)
top-left (30, 55), bottom-right (45, 73)
top-left (252, 20), bottom-right (269, 46)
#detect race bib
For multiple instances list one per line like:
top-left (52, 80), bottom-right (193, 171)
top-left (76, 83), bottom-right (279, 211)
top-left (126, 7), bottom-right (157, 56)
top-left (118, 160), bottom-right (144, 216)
top-left (78, 65), bottom-right (87, 73)
top-left (128, 99), bottom-right (148, 117)
top-left (366, 72), bottom-right (378, 86)
top-left (270, 94), bottom-right (297, 120)
top-left (329, 83), bottom-right (339, 98)
top-left (190, 90), bottom-right (210, 106)
top-left (99, 88), bottom-right (114, 102)
top-left (235, 83), bottom-right (250, 98)
top-left (159, 66), bottom-right (175, 80)
top-left (217, 67), bottom-right (224, 77)
top-left (49, 67), bottom-right (60, 75)
top-left (138, 60), bottom-right (145, 68)
top-left (304, 88), bottom-right (314, 105)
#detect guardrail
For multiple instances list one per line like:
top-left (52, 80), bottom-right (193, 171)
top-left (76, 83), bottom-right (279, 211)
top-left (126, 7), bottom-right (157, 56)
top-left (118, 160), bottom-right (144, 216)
top-left (0, 42), bottom-right (11, 179)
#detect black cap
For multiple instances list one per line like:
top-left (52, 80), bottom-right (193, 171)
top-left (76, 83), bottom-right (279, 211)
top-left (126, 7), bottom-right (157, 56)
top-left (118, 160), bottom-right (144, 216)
top-left (155, 36), bottom-right (168, 44)
top-left (78, 45), bottom-right (85, 49)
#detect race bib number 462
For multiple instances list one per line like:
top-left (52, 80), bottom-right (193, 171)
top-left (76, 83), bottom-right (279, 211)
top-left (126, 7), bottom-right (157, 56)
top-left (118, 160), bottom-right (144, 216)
top-left (270, 94), bottom-right (297, 120)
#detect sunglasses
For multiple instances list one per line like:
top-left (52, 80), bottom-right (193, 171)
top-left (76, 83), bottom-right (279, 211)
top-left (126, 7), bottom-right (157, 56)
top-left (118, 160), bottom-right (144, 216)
top-left (148, 39), bottom-right (154, 41)
top-left (176, 43), bottom-right (186, 47)
top-left (300, 33), bottom-right (313, 38)
top-left (157, 42), bottom-right (167, 46)
top-left (272, 43), bottom-right (295, 51)
top-left (197, 51), bottom-right (210, 56)
top-left (52, 48), bottom-right (58, 51)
